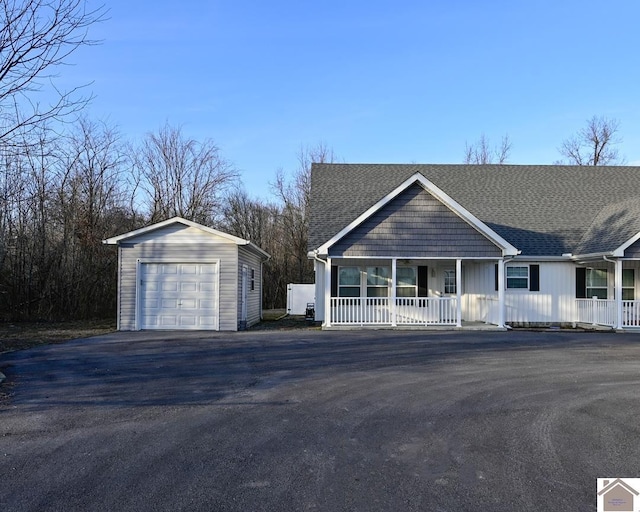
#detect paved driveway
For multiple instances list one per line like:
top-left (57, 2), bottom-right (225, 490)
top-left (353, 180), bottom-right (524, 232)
top-left (1, 329), bottom-right (640, 511)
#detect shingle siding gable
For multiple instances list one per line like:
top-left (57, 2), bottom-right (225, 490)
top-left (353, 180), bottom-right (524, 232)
top-left (328, 183), bottom-right (502, 258)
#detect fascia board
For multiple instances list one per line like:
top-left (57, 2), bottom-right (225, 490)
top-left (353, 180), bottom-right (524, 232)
top-left (612, 231), bottom-right (640, 257)
top-left (103, 216), bottom-right (254, 248)
top-left (316, 173), bottom-right (519, 256)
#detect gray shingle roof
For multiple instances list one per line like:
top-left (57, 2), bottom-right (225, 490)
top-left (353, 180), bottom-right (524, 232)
top-left (308, 163), bottom-right (640, 256)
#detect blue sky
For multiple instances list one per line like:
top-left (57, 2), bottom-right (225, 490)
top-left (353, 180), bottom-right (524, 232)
top-left (67, 0), bottom-right (640, 198)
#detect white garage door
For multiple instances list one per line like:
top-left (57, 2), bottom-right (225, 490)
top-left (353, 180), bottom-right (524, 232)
top-left (140, 262), bottom-right (218, 330)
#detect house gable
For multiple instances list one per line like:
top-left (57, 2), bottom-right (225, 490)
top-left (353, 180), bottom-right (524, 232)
top-left (328, 182), bottom-right (504, 258)
top-left (117, 223), bottom-right (236, 246)
top-left (621, 233), bottom-right (640, 258)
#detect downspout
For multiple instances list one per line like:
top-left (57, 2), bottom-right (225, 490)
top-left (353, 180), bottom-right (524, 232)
top-left (604, 255), bottom-right (622, 329)
top-left (498, 256), bottom-right (516, 329)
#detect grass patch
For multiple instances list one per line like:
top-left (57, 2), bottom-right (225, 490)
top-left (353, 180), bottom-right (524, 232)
top-left (261, 309), bottom-right (287, 321)
top-left (0, 320), bottom-right (116, 354)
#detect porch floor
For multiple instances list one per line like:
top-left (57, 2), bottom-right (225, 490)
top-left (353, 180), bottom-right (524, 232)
top-left (323, 321), bottom-right (507, 331)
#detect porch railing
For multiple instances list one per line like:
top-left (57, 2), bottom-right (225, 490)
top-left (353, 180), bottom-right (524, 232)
top-left (622, 300), bottom-right (640, 327)
top-left (575, 298), bottom-right (616, 327)
top-left (330, 297), bottom-right (457, 326)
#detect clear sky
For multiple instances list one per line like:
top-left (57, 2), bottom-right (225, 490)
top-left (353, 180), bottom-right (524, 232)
top-left (67, 0), bottom-right (640, 199)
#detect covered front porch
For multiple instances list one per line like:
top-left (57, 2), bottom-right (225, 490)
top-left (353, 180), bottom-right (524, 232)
top-left (317, 257), bottom-right (508, 329)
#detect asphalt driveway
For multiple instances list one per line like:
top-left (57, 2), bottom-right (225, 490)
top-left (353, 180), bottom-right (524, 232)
top-left (1, 329), bottom-right (640, 511)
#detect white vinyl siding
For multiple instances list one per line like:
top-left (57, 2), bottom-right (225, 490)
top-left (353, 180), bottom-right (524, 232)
top-left (238, 245), bottom-right (264, 328)
top-left (464, 261), bottom-right (577, 325)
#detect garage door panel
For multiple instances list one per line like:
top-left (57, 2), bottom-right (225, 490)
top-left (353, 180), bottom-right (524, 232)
top-left (141, 262), bottom-right (218, 330)
top-left (199, 282), bottom-right (215, 292)
top-left (181, 282), bottom-right (197, 292)
top-left (199, 316), bottom-right (216, 327)
top-left (160, 316), bottom-right (178, 327)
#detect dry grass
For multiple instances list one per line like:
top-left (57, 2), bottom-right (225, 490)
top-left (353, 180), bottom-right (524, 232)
top-left (0, 320), bottom-right (116, 354)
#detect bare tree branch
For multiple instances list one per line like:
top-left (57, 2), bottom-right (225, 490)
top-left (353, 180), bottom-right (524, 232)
top-left (0, 0), bottom-right (106, 146)
top-left (557, 116), bottom-right (624, 166)
top-left (463, 133), bottom-right (511, 164)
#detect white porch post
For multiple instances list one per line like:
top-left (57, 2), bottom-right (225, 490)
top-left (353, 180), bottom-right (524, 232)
top-left (616, 258), bottom-right (623, 329)
top-left (456, 258), bottom-right (462, 327)
top-left (391, 258), bottom-right (397, 326)
top-left (497, 258), bottom-right (505, 328)
top-left (325, 257), bottom-right (332, 327)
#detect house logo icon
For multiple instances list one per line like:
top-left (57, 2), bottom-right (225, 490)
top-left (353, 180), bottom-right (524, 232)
top-left (598, 478), bottom-right (640, 512)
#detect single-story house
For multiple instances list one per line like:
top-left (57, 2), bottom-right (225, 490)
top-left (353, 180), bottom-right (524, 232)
top-left (308, 163), bottom-right (640, 330)
top-left (104, 217), bottom-right (269, 331)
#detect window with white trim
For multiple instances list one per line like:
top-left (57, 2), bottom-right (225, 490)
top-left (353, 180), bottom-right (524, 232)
top-left (338, 267), bottom-right (360, 297)
top-left (586, 268), bottom-right (607, 299)
top-left (444, 269), bottom-right (456, 294)
top-left (396, 267), bottom-right (417, 297)
top-left (506, 266), bottom-right (529, 289)
top-left (623, 268), bottom-right (635, 300)
top-left (366, 266), bottom-right (390, 297)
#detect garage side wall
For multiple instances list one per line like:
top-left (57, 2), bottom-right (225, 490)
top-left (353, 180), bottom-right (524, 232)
top-left (118, 242), bottom-right (239, 330)
top-left (238, 246), bottom-right (263, 328)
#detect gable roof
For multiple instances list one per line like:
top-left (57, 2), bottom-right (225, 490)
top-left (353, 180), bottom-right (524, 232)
top-left (308, 163), bottom-right (640, 257)
top-left (103, 217), bottom-right (270, 259)
top-left (316, 172), bottom-right (518, 256)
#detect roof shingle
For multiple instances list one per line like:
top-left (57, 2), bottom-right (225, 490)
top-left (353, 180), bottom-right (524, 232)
top-left (308, 163), bottom-right (640, 256)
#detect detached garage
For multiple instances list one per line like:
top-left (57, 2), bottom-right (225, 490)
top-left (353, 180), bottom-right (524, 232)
top-left (104, 217), bottom-right (270, 331)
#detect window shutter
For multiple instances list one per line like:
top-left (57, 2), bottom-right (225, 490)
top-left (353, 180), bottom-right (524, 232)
top-left (418, 266), bottom-right (428, 297)
top-left (331, 266), bottom-right (338, 297)
top-left (495, 263), bottom-right (499, 291)
top-left (529, 264), bottom-right (540, 291)
top-left (575, 267), bottom-right (586, 298)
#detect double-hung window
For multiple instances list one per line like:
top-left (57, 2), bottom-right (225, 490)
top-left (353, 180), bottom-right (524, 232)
top-left (506, 266), bottom-right (529, 289)
top-left (623, 269), bottom-right (635, 300)
top-left (586, 268), bottom-right (608, 299)
top-left (396, 267), bottom-right (417, 297)
top-left (366, 266), bottom-right (390, 297)
top-left (338, 267), bottom-right (360, 297)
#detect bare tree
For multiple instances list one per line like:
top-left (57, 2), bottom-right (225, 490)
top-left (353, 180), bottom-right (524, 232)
top-left (0, 0), bottom-right (105, 146)
top-left (272, 142), bottom-right (338, 285)
top-left (464, 134), bottom-right (512, 164)
top-left (134, 124), bottom-right (238, 225)
top-left (557, 116), bottom-right (624, 166)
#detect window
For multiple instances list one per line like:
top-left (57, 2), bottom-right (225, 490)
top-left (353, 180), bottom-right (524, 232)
top-left (623, 269), bottom-right (635, 300)
top-left (444, 269), bottom-right (456, 294)
top-left (396, 267), bottom-right (417, 297)
top-left (366, 266), bottom-right (389, 297)
top-left (338, 267), bottom-right (361, 297)
top-left (506, 266), bottom-right (528, 289)
top-left (586, 268), bottom-right (607, 299)
top-left (250, 268), bottom-right (255, 291)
